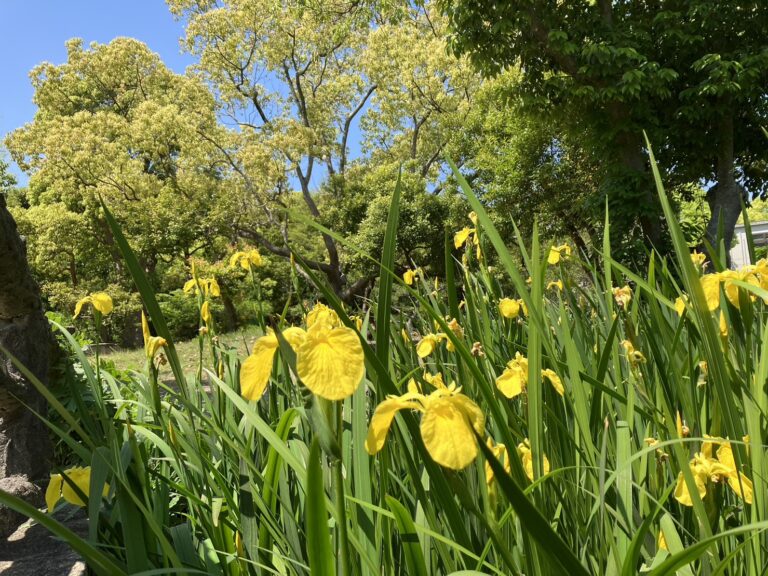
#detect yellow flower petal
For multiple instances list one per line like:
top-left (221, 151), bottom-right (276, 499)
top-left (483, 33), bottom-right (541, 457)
top-left (403, 269), bottom-right (416, 286)
top-left (423, 371), bottom-right (447, 390)
top-left (416, 334), bottom-right (441, 358)
top-left (717, 442), bottom-right (753, 503)
top-left (728, 472), bottom-right (754, 504)
top-left (282, 326), bottom-right (307, 349)
top-left (46, 474), bottom-right (63, 512)
top-left (59, 466), bottom-right (105, 507)
top-left (485, 438), bottom-right (511, 487)
top-left (542, 369), bottom-right (564, 396)
top-left (229, 251), bottom-right (246, 268)
top-left (690, 251), bottom-right (706, 268)
top-left (306, 302), bottom-right (341, 329)
top-left (240, 333), bottom-right (279, 401)
top-left (183, 279), bottom-right (197, 294)
top-left (142, 311), bottom-right (151, 347)
top-left (207, 278), bottom-right (221, 298)
top-left (73, 297), bottom-right (89, 319)
top-left (420, 396), bottom-right (480, 470)
top-left (90, 293), bottom-right (113, 315)
top-left (547, 280), bottom-right (563, 291)
top-left (246, 249), bottom-right (263, 267)
top-left (700, 274), bottom-right (721, 311)
top-left (296, 324), bottom-right (365, 400)
top-left (674, 296), bottom-right (687, 316)
top-left (674, 456), bottom-right (709, 507)
top-left (517, 440), bottom-right (550, 481)
top-left (612, 285), bottom-right (632, 308)
top-left (547, 244), bottom-right (571, 265)
top-left (621, 340), bottom-right (646, 367)
top-left (499, 298), bottom-right (520, 319)
top-left (364, 396), bottom-right (421, 455)
top-left (450, 394), bottom-right (485, 435)
top-left (454, 227), bottom-right (473, 249)
top-left (201, 301), bottom-right (212, 324)
top-left (496, 352), bottom-right (528, 398)
top-left (143, 312), bottom-right (167, 358)
top-left (658, 530), bottom-right (668, 551)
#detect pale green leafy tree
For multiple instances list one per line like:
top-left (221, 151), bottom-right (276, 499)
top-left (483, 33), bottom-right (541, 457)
top-left (168, 0), bottom-right (483, 299)
top-left (6, 38), bottom-right (233, 288)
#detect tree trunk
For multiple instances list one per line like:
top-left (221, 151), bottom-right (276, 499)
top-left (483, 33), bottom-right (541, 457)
top-left (615, 129), bottom-right (663, 248)
top-left (0, 194), bottom-right (52, 485)
top-left (705, 112), bottom-right (743, 267)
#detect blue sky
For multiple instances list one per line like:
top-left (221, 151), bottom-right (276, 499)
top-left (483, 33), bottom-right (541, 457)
top-left (1, 0), bottom-right (193, 183)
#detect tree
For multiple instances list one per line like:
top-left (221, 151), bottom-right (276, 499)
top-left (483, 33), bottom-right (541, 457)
top-left (6, 38), bottom-right (233, 291)
top-left (449, 70), bottom-right (603, 256)
top-left (440, 0), bottom-right (768, 261)
top-left (168, 0), bottom-right (481, 299)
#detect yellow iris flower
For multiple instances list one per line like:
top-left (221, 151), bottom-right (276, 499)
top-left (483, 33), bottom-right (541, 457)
top-left (612, 285), bottom-right (632, 308)
top-left (305, 302), bottom-right (341, 328)
top-left (365, 374), bottom-right (485, 470)
top-left (499, 298), bottom-right (520, 319)
top-left (240, 327), bottom-right (306, 401)
top-left (201, 301), bottom-right (212, 325)
top-left (719, 269), bottom-right (759, 308)
top-left (690, 251), bottom-right (706, 268)
top-left (547, 244), bottom-right (571, 265)
top-left (674, 437), bottom-right (753, 506)
top-left (416, 333), bottom-right (445, 358)
top-left (444, 318), bottom-right (464, 352)
top-left (229, 248), bottom-right (263, 270)
top-left (496, 352), bottom-right (529, 398)
top-left (46, 466), bottom-right (109, 512)
top-left (240, 303), bottom-right (365, 402)
top-left (517, 439), bottom-right (551, 481)
top-left (183, 277), bottom-right (221, 298)
top-left (495, 354), bottom-right (564, 398)
top-left (454, 226), bottom-right (482, 259)
top-left (485, 437), bottom-right (511, 489)
top-left (141, 312), bottom-right (167, 360)
top-left (454, 227), bottom-right (474, 249)
top-left (73, 292), bottom-right (113, 319)
top-left (621, 340), bottom-right (646, 367)
top-left (403, 269), bottom-right (416, 286)
top-left (547, 280), bottom-right (563, 291)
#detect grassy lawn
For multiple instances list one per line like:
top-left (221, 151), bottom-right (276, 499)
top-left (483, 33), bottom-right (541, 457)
top-left (101, 324), bottom-right (263, 377)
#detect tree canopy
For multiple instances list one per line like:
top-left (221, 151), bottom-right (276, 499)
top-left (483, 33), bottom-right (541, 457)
top-left (441, 0), bottom-right (768, 259)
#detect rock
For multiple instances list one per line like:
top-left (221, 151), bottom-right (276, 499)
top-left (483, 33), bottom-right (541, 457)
top-left (0, 512), bottom-right (87, 575)
top-left (0, 194), bottom-right (53, 487)
top-left (0, 476), bottom-right (42, 539)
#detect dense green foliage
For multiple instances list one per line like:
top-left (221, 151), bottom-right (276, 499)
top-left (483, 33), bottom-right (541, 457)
top-left (440, 0), bottom-right (768, 256)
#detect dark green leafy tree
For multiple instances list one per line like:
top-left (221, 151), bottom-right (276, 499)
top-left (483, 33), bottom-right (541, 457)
top-left (440, 0), bottom-right (768, 260)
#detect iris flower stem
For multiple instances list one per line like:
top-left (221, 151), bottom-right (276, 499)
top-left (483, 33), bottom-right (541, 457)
top-left (333, 401), bottom-right (351, 576)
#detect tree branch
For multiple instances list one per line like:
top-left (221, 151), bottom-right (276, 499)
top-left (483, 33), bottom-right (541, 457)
top-left (340, 84), bottom-right (377, 173)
